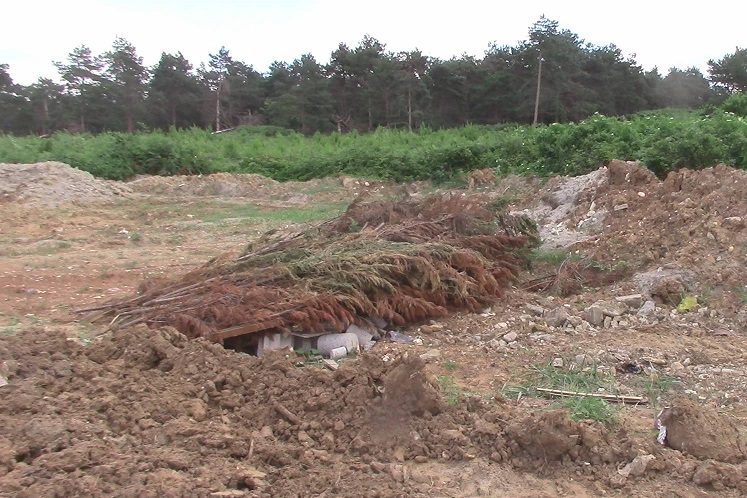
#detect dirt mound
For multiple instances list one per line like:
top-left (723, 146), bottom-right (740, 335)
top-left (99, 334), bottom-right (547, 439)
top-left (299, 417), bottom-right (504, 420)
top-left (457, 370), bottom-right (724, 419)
top-left (127, 172), bottom-right (281, 199)
top-left (0, 162), bottom-right (132, 206)
top-left (0, 326), bottom-right (419, 496)
top-left (0, 325), bottom-right (640, 497)
top-left (659, 398), bottom-right (746, 462)
top-left (572, 161), bottom-right (747, 311)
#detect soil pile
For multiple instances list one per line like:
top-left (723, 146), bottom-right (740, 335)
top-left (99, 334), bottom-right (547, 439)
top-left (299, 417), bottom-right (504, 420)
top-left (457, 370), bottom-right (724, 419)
top-left (0, 326), bottom-right (629, 497)
top-left (576, 161), bottom-right (747, 310)
top-left (127, 172), bottom-right (280, 198)
top-left (518, 160), bottom-right (746, 311)
top-left (3, 325), bottom-right (746, 496)
top-left (0, 162), bottom-right (132, 206)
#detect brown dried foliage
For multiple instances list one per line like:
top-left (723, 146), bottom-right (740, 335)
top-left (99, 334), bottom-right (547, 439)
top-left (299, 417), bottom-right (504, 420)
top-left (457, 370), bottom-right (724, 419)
top-left (81, 194), bottom-right (536, 340)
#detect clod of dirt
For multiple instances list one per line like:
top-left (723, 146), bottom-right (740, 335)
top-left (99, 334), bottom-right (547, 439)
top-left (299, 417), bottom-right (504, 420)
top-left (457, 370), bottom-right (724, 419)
top-left (504, 410), bottom-right (619, 466)
top-left (0, 162), bottom-right (132, 206)
top-left (659, 398), bottom-right (746, 463)
top-left (691, 460), bottom-right (745, 491)
top-left (380, 356), bottom-right (444, 417)
top-left (506, 410), bottom-right (580, 460)
top-left (606, 159), bottom-right (657, 186)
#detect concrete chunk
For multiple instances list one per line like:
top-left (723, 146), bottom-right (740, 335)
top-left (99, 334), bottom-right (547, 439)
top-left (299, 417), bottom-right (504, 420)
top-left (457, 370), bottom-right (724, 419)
top-left (544, 307), bottom-right (571, 328)
top-left (615, 294), bottom-right (644, 309)
top-left (317, 333), bottom-right (360, 358)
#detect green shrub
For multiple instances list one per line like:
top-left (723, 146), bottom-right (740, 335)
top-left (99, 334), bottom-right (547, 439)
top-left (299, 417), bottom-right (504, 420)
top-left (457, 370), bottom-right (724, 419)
top-left (1, 109), bottom-right (746, 181)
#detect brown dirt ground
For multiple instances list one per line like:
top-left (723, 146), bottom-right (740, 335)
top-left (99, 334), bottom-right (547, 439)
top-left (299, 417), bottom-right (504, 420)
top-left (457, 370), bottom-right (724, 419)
top-left (1, 162), bottom-right (747, 497)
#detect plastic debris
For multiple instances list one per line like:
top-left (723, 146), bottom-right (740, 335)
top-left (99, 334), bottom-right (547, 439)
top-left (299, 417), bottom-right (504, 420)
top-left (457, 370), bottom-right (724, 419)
top-left (655, 410), bottom-right (667, 445)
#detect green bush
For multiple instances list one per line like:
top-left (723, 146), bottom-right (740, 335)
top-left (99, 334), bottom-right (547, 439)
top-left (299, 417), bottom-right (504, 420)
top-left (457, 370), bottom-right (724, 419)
top-left (1, 109), bottom-right (746, 181)
top-left (720, 92), bottom-right (747, 117)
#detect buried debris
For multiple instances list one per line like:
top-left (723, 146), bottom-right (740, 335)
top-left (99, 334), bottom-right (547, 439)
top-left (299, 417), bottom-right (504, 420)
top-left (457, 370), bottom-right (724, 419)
top-left (77, 193), bottom-right (537, 354)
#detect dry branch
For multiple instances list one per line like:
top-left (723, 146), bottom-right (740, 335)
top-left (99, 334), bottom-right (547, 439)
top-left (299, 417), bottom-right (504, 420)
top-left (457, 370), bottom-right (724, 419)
top-left (536, 387), bottom-right (648, 405)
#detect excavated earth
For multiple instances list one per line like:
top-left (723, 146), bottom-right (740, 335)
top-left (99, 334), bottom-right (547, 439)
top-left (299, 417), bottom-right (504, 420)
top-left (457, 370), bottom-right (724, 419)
top-left (1, 161), bottom-right (746, 497)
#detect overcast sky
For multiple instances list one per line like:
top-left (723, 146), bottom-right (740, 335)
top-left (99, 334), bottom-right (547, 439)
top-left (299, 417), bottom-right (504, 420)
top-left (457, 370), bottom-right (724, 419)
top-left (2, 0), bottom-right (745, 85)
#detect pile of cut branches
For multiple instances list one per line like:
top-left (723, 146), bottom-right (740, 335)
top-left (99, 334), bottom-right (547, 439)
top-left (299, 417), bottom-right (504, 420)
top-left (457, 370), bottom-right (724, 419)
top-left (79, 192), bottom-right (538, 340)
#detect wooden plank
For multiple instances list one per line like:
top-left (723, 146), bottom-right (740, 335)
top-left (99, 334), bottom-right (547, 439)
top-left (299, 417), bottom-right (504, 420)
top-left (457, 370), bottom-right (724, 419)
top-left (536, 387), bottom-right (647, 405)
top-left (212, 319), bottom-right (283, 341)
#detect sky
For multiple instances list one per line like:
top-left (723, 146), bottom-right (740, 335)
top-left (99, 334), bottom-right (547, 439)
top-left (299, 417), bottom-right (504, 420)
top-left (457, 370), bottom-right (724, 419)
top-left (2, 0), bottom-right (746, 85)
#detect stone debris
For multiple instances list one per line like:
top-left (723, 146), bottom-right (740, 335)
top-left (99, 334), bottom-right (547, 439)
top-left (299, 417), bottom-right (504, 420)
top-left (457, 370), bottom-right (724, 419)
top-left (347, 324), bottom-right (376, 351)
top-left (618, 454), bottom-right (656, 478)
top-left (525, 304), bottom-right (546, 316)
top-left (502, 331), bottom-right (519, 342)
top-left (316, 333), bottom-right (360, 358)
top-left (544, 307), bottom-right (571, 328)
top-left (637, 300), bottom-right (657, 320)
top-left (419, 349), bottom-right (442, 363)
top-left (615, 294), bottom-right (644, 309)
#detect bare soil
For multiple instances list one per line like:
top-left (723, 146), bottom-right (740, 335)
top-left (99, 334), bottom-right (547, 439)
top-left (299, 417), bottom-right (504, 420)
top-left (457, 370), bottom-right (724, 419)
top-left (1, 161), bottom-right (746, 497)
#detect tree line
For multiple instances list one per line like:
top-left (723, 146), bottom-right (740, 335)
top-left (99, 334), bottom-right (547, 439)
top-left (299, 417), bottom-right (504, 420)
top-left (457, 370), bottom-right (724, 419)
top-left (1, 17), bottom-right (745, 136)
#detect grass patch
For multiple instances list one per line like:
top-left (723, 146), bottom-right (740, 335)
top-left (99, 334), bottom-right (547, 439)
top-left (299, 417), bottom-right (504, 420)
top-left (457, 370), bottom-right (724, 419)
top-left (199, 202), bottom-right (349, 224)
top-left (0, 314), bottom-right (20, 336)
top-left (503, 359), bottom-right (622, 424)
top-left (443, 359), bottom-right (458, 371)
top-left (559, 396), bottom-right (619, 424)
top-left (524, 360), bottom-right (619, 394)
top-left (165, 235), bottom-right (187, 246)
top-left (437, 375), bottom-right (472, 406)
top-left (634, 370), bottom-right (679, 410)
top-left (530, 248), bottom-right (580, 266)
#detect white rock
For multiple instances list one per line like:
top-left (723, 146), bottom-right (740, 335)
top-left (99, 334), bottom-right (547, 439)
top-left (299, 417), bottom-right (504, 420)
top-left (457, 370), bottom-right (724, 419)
top-left (418, 349), bottom-right (441, 362)
top-left (618, 454), bottom-right (655, 478)
top-left (317, 333), bottom-right (360, 357)
top-left (329, 347), bottom-right (348, 360)
top-left (502, 331), bottom-right (518, 342)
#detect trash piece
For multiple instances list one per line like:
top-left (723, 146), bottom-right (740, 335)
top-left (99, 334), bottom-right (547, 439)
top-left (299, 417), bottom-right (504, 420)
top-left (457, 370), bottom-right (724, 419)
top-left (388, 330), bottom-right (414, 343)
top-left (616, 361), bottom-right (643, 374)
top-left (655, 411), bottom-right (667, 445)
top-left (536, 387), bottom-right (647, 405)
top-left (329, 346), bottom-right (348, 360)
top-left (322, 359), bottom-right (339, 371)
top-left (0, 374), bottom-right (7, 387)
top-left (618, 454), bottom-right (655, 478)
top-left (676, 295), bottom-right (698, 312)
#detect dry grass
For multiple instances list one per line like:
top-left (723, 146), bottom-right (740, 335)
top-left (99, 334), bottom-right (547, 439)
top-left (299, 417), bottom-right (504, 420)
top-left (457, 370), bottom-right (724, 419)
top-left (79, 193), bottom-right (538, 340)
